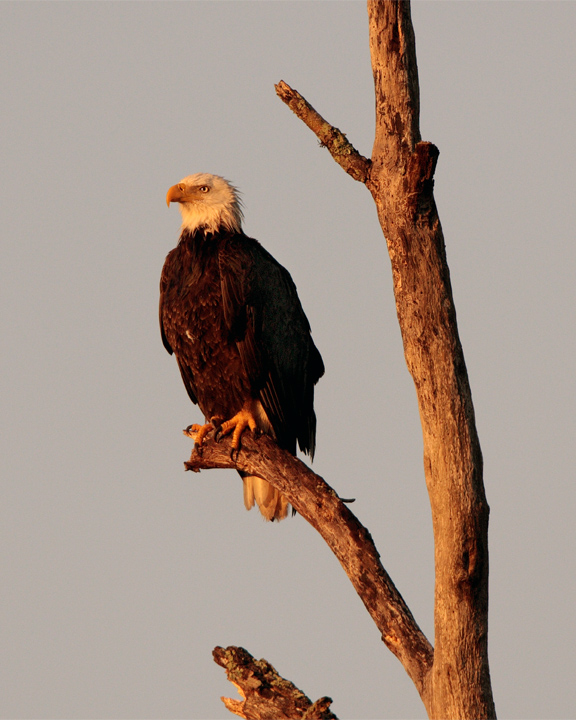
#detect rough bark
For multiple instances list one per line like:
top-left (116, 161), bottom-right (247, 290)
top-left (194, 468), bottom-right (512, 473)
top-left (271, 3), bottom-right (495, 714)
top-left (272, 2), bottom-right (495, 717)
top-left (212, 645), bottom-right (337, 720)
top-left (365, 3), bottom-right (494, 718)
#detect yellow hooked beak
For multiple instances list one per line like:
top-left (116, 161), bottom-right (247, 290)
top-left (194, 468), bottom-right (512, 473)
top-left (166, 183), bottom-right (188, 207)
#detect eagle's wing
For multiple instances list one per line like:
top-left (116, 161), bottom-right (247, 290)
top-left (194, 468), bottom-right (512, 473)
top-left (159, 256), bottom-right (174, 355)
top-left (159, 248), bottom-right (199, 406)
top-left (219, 235), bottom-right (324, 457)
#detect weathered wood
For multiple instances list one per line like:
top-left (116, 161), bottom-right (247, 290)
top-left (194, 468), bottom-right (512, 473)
top-left (186, 431), bottom-right (433, 694)
top-left (212, 645), bottom-right (337, 720)
top-left (272, 1), bottom-right (495, 717)
top-left (365, 3), bottom-right (494, 717)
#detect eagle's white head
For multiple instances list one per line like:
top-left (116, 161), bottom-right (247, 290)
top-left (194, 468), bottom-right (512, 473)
top-left (166, 173), bottom-right (243, 235)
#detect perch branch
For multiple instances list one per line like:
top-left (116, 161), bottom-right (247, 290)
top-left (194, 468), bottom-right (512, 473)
top-left (275, 80), bottom-right (371, 183)
top-left (186, 431), bottom-right (433, 694)
top-left (213, 645), bottom-right (337, 720)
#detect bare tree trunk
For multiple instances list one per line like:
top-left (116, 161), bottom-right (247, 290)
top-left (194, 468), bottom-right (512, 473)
top-left (365, 3), bottom-right (494, 717)
top-left (189, 1), bottom-right (496, 717)
top-left (274, 1), bottom-right (495, 715)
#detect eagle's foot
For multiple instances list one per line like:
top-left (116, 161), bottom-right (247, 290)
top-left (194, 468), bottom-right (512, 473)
top-left (184, 420), bottom-right (221, 454)
top-left (213, 420), bottom-right (225, 444)
top-left (219, 406), bottom-right (259, 458)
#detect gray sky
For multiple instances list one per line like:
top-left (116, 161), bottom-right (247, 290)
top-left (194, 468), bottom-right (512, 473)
top-left (1, 1), bottom-right (575, 718)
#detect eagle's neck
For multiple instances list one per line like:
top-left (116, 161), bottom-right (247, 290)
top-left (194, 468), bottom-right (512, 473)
top-left (179, 201), bottom-right (242, 235)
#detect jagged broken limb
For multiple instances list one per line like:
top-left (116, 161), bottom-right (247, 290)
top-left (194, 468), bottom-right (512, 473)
top-left (213, 645), bottom-right (337, 720)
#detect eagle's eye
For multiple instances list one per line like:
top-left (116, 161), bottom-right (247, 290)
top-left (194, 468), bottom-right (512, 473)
top-left (199, 185), bottom-right (210, 193)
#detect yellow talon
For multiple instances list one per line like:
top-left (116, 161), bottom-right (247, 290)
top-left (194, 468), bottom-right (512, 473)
top-left (184, 420), bottom-right (218, 447)
top-left (184, 403), bottom-right (261, 456)
top-left (219, 404), bottom-right (259, 451)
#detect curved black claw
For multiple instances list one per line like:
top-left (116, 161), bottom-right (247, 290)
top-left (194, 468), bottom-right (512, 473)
top-left (210, 417), bottom-right (223, 443)
top-left (229, 432), bottom-right (245, 461)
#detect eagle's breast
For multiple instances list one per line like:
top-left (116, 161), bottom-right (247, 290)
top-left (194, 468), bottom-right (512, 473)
top-left (161, 231), bottom-right (250, 420)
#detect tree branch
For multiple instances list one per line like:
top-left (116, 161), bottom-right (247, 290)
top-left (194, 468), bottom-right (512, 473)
top-left (213, 645), bottom-right (337, 720)
top-left (275, 80), bottom-right (371, 183)
top-left (186, 431), bottom-right (433, 694)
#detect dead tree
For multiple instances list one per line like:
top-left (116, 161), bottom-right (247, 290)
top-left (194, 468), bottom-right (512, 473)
top-left (186, 2), bottom-right (496, 718)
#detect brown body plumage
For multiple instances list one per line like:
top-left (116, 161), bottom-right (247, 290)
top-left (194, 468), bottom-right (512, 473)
top-left (160, 174), bottom-right (324, 520)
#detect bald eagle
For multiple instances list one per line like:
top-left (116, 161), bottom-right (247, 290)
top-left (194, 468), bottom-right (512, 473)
top-left (160, 174), bottom-right (324, 521)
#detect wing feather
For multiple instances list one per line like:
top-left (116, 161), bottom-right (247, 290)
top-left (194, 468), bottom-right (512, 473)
top-left (219, 234), bottom-right (324, 456)
top-left (159, 246), bottom-right (199, 406)
top-left (159, 257), bottom-right (174, 355)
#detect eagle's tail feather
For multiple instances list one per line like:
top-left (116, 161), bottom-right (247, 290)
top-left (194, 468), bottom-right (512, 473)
top-left (241, 473), bottom-right (289, 521)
